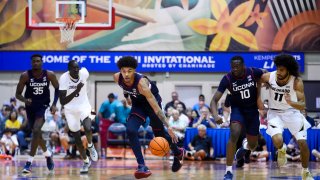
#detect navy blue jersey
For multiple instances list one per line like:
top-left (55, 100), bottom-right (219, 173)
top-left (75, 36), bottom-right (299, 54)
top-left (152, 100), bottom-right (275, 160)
top-left (217, 67), bottom-right (263, 108)
top-left (24, 70), bottom-right (51, 106)
top-left (118, 73), bottom-right (161, 106)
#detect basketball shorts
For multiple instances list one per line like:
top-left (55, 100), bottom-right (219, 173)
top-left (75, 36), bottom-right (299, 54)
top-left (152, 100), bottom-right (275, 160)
top-left (64, 105), bottom-right (91, 132)
top-left (26, 104), bottom-right (49, 130)
top-left (230, 107), bottom-right (260, 136)
top-left (266, 109), bottom-right (311, 140)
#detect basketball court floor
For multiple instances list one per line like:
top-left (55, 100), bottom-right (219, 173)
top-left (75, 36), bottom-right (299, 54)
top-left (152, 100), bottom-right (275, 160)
top-left (1, 155), bottom-right (319, 179)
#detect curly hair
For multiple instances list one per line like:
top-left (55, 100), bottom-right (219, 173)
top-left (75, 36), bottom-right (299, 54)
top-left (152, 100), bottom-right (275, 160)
top-left (117, 56), bottom-right (138, 69)
top-left (274, 54), bottom-right (300, 77)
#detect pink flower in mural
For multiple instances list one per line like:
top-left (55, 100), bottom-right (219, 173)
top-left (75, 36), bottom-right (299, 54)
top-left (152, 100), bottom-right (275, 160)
top-left (188, 0), bottom-right (258, 51)
top-left (245, 4), bottom-right (268, 28)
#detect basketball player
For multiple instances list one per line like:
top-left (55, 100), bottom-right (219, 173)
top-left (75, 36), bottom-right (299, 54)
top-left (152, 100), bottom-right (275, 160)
top-left (59, 60), bottom-right (98, 174)
top-left (113, 56), bottom-right (185, 179)
top-left (15, 54), bottom-right (59, 173)
top-left (210, 56), bottom-right (264, 180)
top-left (260, 54), bottom-right (313, 179)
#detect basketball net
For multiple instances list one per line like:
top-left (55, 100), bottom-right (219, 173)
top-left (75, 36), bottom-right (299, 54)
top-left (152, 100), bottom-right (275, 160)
top-left (56, 17), bottom-right (79, 44)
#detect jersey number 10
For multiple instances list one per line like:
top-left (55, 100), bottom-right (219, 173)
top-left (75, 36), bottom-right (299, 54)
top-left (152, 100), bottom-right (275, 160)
top-left (240, 89), bottom-right (250, 99)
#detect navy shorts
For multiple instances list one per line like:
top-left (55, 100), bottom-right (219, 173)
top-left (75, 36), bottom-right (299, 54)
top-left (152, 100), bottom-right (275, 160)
top-left (230, 107), bottom-right (260, 136)
top-left (26, 104), bottom-right (48, 130)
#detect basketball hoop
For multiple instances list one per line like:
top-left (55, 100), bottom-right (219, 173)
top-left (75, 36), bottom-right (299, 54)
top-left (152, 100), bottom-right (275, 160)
top-left (56, 17), bottom-right (80, 44)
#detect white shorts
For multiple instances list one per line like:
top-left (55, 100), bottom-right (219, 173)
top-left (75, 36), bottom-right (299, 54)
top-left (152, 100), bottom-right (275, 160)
top-left (266, 109), bottom-right (311, 140)
top-left (64, 105), bottom-right (91, 132)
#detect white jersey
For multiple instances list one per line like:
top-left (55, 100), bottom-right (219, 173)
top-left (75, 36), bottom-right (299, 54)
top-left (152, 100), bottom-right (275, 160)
top-left (268, 71), bottom-right (297, 110)
top-left (59, 67), bottom-right (91, 110)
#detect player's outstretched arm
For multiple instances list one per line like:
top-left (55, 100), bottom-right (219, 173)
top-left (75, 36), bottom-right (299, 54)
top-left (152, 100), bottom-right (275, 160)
top-left (210, 91), bottom-right (223, 124)
top-left (285, 77), bottom-right (305, 110)
top-left (15, 72), bottom-right (32, 106)
top-left (138, 78), bottom-right (178, 143)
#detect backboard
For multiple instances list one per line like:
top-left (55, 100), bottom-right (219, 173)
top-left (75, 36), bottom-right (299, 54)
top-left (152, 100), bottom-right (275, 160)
top-left (26, 0), bottom-right (115, 30)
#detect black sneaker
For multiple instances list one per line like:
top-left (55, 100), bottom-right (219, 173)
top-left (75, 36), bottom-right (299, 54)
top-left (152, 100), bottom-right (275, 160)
top-left (236, 158), bottom-right (245, 168)
top-left (46, 154), bottom-right (54, 171)
top-left (244, 150), bottom-right (251, 164)
top-left (172, 148), bottom-right (185, 172)
top-left (22, 161), bottom-right (32, 173)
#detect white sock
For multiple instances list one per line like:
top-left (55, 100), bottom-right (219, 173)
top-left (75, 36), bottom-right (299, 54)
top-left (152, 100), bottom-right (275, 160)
top-left (303, 168), bottom-right (309, 172)
top-left (88, 142), bottom-right (93, 148)
top-left (28, 156), bottom-right (34, 163)
top-left (226, 166), bottom-right (232, 173)
top-left (84, 157), bottom-right (90, 163)
top-left (243, 139), bottom-right (249, 150)
top-left (280, 144), bottom-right (287, 151)
top-left (43, 150), bottom-right (52, 157)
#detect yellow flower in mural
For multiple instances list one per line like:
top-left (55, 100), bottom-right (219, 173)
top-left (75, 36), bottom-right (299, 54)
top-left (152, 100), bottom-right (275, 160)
top-left (189, 0), bottom-right (258, 51)
top-left (245, 4), bottom-right (268, 28)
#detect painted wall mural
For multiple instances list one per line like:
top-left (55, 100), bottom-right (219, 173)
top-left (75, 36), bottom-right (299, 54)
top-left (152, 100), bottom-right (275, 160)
top-left (0, 0), bottom-right (319, 51)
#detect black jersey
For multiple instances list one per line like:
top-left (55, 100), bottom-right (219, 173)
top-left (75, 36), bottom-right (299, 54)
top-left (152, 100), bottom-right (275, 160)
top-left (118, 72), bottom-right (161, 106)
top-left (24, 70), bottom-right (50, 107)
top-left (217, 68), bottom-right (263, 108)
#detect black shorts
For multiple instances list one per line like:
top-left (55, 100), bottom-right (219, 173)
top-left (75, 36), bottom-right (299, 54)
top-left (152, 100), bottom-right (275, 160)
top-left (26, 104), bottom-right (49, 130)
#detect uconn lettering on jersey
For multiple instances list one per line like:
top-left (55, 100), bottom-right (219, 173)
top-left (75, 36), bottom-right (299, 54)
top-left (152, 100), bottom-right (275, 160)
top-left (232, 81), bottom-right (255, 91)
top-left (29, 77), bottom-right (48, 87)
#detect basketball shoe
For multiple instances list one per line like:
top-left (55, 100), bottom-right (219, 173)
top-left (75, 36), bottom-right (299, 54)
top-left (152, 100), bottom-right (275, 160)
top-left (22, 161), bottom-right (32, 173)
top-left (46, 153), bottom-right (54, 172)
top-left (302, 169), bottom-right (314, 180)
top-left (88, 144), bottom-right (98, 161)
top-left (224, 171), bottom-right (233, 180)
top-left (134, 165), bottom-right (152, 179)
top-left (235, 147), bottom-right (247, 168)
top-left (277, 145), bottom-right (287, 167)
top-left (80, 160), bottom-right (92, 174)
top-left (172, 148), bottom-right (185, 172)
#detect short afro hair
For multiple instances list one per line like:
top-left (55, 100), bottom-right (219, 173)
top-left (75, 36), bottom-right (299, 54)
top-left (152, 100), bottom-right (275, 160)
top-left (230, 55), bottom-right (244, 64)
top-left (117, 56), bottom-right (138, 69)
top-left (274, 54), bottom-right (300, 77)
top-left (31, 54), bottom-right (42, 60)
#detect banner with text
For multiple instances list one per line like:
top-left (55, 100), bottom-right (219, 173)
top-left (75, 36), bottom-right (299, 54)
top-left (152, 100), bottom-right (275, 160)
top-left (0, 51), bottom-right (304, 73)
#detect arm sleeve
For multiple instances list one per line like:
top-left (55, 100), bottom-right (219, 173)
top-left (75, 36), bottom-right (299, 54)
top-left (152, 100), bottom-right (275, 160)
top-left (217, 76), bottom-right (229, 93)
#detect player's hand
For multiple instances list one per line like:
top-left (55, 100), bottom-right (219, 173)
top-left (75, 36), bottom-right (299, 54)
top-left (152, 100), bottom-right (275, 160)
top-left (214, 115), bottom-right (223, 124)
top-left (167, 127), bottom-right (178, 143)
top-left (284, 93), bottom-right (292, 104)
top-left (76, 82), bottom-right (84, 92)
top-left (25, 98), bottom-right (32, 106)
top-left (50, 105), bottom-right (57, 114)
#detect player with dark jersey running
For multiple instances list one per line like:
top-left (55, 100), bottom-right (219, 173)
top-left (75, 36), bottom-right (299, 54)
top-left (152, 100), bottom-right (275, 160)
top-left (15, 54), bottom-right (59, 174)
top-left (210, 56), bottom-right (264, 180)
top-left (113, 56), bottom-right (185, 179)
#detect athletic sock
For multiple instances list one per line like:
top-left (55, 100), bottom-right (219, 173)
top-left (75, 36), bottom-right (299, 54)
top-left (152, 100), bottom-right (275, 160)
top-left (84, 156), bottom-right (90, 163)
top-left (43, 150), bottom-right (52, 157)
top-left (28, 156), bottom-right (34, 163)
top-left (226, 166), bottom-right (232, 173)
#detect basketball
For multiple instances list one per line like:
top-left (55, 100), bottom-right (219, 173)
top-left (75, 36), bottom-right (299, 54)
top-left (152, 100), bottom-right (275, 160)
top-left (149, 137), bottom-right (170, 157)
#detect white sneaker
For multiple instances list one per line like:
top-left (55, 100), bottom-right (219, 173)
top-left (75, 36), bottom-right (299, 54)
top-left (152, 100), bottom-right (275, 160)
top-left (302, 169), bottom-right (314, 180)
top-left (88, 145), bottom-right (98, 162)
top-left (277, 146), bottom-right (287, 167)
top-left (80, 160), bottom-right (91, 174)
